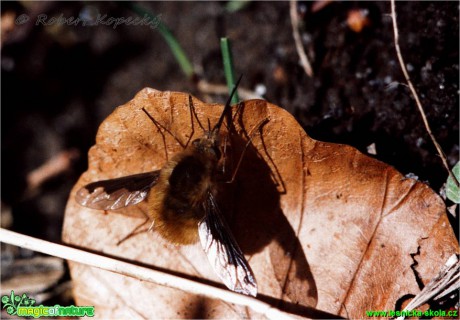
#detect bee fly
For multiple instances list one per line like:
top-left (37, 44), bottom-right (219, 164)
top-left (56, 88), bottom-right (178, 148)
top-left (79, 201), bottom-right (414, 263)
top-left (76, 76), bottom-right (258, 296)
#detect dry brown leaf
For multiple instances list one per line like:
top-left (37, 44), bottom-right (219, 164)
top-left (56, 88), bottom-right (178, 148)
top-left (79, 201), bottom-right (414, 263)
top-left (63, 88), bottom-right (458, 319)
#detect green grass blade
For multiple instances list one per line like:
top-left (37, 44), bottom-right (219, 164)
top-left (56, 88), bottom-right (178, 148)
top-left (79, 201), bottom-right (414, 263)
top-left (220, 37), bottom-right (239, 104)
top-left (126, 3), bottom-right (194, 79)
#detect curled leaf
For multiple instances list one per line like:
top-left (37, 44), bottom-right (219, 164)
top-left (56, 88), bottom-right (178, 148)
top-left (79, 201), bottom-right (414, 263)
top-left (63, 88), bottom-right (458, 318)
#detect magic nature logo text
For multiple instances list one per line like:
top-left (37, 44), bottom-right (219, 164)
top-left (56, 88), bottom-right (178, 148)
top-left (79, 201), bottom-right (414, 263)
top-left (1, 290), bottom-right (94, 318)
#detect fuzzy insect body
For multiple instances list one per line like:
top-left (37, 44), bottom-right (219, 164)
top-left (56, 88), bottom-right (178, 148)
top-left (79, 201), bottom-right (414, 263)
top-left (149, 135), bottom-right (220, 245)
top-left (76, 76), bottom-right (258, 296)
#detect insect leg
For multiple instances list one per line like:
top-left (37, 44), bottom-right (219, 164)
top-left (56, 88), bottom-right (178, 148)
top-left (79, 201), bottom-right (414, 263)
top-left (116, 217), bottom-right (153, 245)
top-left (226, 117), bottom-right (270, 184)
top-left (183, 95), bottom-right (206, 149)
top-left (220, 102), bottom-right (244, 176)
top-left (141, 108), bottom-right (186, 160)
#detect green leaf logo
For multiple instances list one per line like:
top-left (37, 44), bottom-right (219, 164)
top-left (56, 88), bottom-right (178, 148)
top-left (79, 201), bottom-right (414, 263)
top-left (1, 290), bottom-right (36, 315)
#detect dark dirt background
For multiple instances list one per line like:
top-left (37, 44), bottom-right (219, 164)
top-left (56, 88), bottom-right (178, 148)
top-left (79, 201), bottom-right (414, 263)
top-left (1, 0), bottom-right (458, 311)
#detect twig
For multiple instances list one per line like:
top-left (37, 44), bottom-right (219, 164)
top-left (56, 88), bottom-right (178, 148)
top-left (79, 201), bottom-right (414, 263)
top-left (26, 149), bottom-right (79, 195)
top-left (0, 228), bottom-right (296, 320)
top-left (390, 0), bottom-right (459, 188)
top-left (290, 0), bottom-right (313, 77)
top-left (395, 254), bottom-right (459, 320)
top-left (197, 79), bottom-right (263, 100)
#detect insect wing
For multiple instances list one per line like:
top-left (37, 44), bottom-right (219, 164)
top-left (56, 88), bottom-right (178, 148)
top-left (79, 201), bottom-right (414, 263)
top-left (76, 171), bottom-right (160, 210)
top-left (198, 192), bottom-right (257, 297)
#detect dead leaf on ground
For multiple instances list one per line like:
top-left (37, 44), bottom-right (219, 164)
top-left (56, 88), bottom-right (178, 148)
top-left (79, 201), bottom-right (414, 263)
top-left (63, 88), bottom-right (458, 319)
